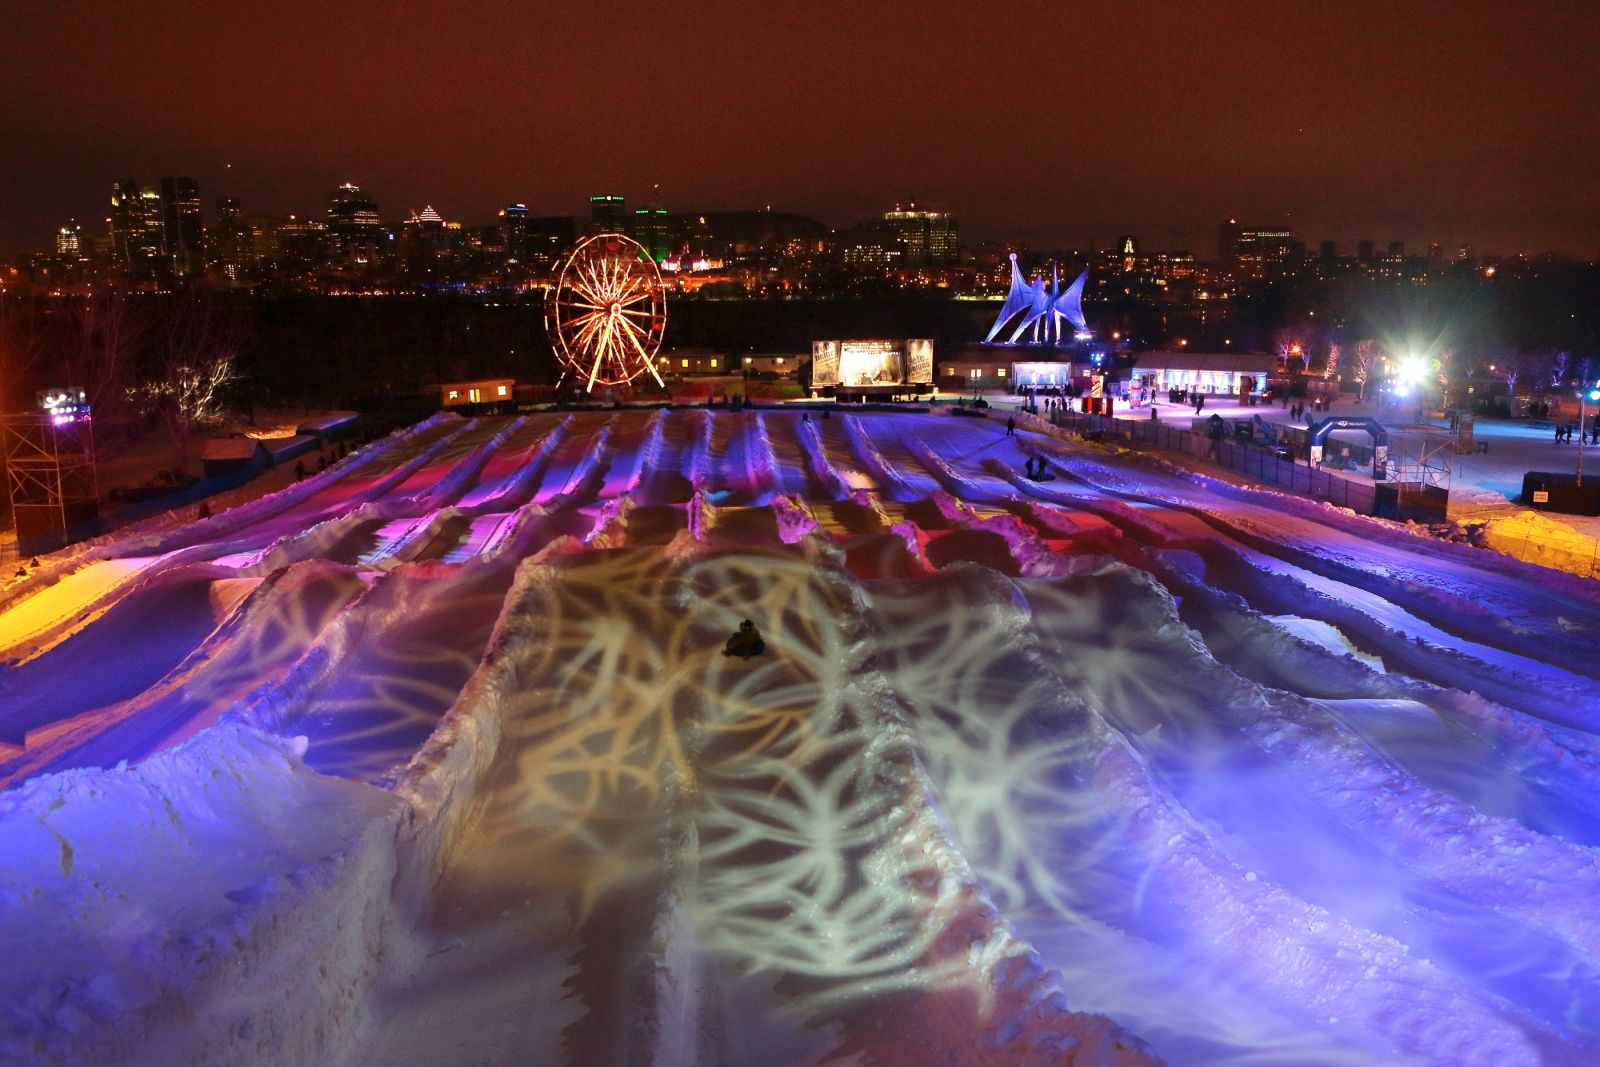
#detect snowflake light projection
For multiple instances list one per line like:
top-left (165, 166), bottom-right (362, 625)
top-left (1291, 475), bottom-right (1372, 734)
top-left (545, 233), bottom-right (667, 393)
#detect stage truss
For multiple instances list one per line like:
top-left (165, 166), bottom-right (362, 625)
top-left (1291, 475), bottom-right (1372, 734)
top-left (545, 233), bottom-right (667, 393)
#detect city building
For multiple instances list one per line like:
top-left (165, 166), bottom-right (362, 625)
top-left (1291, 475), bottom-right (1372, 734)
top-left (590, 194), bottom-right (627, 233)
top-left (525, 215), bottom-right (578, 263)
top-left (1219, 219), bottom-right (1300, 272)
top-left (273, 216), bottom-right (330, 270)
top-left (881, 205), bottom-right (959, 265)
top-left (109, 179), bottom-right (145, 265)
top-left (212, 197), bottom-right (252, 280)
top-left (160, 177), bottom-right (203, 276)
top-left (327, 183), bottom-right (383, 264)
top-left (108, 180), bottom-right (167, 271)
top-left (55, 225), bottom-right (82, 259)
top-left (500, 203), bottom-right (530, 264)
top-left (633, 204), bottom-right (671, 261)
top-left (838, 227), bottom-right (901, 268)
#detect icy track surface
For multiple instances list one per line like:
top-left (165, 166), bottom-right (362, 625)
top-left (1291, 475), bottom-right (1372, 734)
top-left (3, 410), bottom-right (1600, 1067)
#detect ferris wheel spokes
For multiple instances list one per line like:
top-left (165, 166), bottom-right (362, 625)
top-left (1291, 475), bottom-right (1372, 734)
top-left (545, 233), bottom-right (668, 393)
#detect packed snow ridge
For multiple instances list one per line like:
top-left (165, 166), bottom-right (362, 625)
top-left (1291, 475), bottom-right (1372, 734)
top-left (2, 408), bottom-right (1599, 1067)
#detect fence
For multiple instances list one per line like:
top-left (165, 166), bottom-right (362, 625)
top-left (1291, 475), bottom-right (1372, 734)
top-left (1033, 407), bottom-right (1381, 515)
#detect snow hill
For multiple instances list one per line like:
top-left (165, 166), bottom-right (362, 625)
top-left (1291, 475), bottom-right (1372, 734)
top-left (2, 409), bottom-right (1599, 1066)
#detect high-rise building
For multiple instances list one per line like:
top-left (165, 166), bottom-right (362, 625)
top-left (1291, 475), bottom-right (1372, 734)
top-left (1386, 240), bottom-right (1405, 259)
top-left (1318, 240), bottom-right (1338, 260)
top-left (1357, 239), bottom-right (1375, 261)
top-left (525, 216), bottom-right (578, 262)
top-left (1219, 219), bottom-right (1298, 271)
top-left (56, 225), bottom-right (83, 258)
top-left (213, 197), bottom-right (252, 280)
top-left (500, 203), bottom-right (530, 264)
top-left (160, 177), bottom-right (203, 276)
top-left (137, 187), bottom-right (167, 265)
top-left (110, 180), bottom-right (142, 264)
top-left (590, 194), bottom-right (627, 233)
top-left (274, 216), bottom-right (330, 269)
top-left (327, 183), bottom-right (383, 264)
top-left (633, 205), bottom-right (670, 261)
top-left (881, 205), bottom-right (959, 265)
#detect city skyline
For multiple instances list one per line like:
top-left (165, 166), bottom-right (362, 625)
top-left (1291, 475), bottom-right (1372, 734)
top-left (25, 175), bottom-right (1575, 267)
top-left (3, 1), bottom-right (1595, 260)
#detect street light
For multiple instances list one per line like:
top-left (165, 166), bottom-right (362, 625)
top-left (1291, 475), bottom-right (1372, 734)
top-left (1580, 375), bottom-right (1600, 487)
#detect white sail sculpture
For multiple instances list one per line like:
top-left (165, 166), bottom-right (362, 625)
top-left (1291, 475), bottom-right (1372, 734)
top-left (984, 253), bottom-right (1089, 345)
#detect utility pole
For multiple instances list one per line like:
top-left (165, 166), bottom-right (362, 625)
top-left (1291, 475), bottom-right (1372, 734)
top-left (1580, 359), bottom-right (1596, 488)
top-left (1580, 369), bottom-right (1593, 486)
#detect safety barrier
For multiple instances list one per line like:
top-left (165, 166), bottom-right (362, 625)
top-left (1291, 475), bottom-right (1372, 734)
top-left (1037, 407), bottom-right (1382, 515)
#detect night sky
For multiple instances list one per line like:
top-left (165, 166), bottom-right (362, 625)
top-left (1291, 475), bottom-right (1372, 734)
top-left (4, 0), bottom-right (1596, 258)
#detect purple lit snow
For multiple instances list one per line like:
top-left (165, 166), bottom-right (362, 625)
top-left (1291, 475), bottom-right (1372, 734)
top-left (3, 409), bottom-right (1599, 1066)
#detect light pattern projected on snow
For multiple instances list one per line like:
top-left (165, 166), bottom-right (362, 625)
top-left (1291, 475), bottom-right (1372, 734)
top-left (4, 408), bottom-right (1600, 1066)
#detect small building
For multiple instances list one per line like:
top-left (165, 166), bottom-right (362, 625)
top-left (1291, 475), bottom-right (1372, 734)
top-left (297, 412), bottom-right (359, 441)
top-left (439, 379), bottom-right (515, 408)
top-left (200, 438), bottom-right (270, 479)
top-left (652, 349), bottom-right (730, 376)
top-left (260, 435), bottom-right (317, 467)
top-left (738, 353), bottom-right (804, 379)
top-left (937, 360), bottom-right (1015, 390)
top-left (1129, 352), bottom-right (1274, 396)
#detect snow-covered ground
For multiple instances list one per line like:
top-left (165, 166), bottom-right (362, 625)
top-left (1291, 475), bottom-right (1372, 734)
top-left (3, 408), bottom-right (1599, 1066)
top-left (1090, 392), bottom-right (1600, 534)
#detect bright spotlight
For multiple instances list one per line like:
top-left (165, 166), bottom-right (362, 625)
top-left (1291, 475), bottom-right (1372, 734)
top-left (1395, 356), bottom-right (1429, 388)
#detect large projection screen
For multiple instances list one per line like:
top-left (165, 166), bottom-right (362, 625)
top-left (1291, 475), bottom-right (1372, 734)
top-left (811, 341), bottom-right (840, 388)
top-left (838, 341), bottom-right (904, 387)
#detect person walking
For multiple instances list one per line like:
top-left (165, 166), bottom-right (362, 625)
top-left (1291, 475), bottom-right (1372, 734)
top-left (1006, 416), bottom-right (1016, 437)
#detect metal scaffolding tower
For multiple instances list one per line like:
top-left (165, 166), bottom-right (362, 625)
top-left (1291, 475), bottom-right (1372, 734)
top-left (4, 401), bottom-right (99, 554)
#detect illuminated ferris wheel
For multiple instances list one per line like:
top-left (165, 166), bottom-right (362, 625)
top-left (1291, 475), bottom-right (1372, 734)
top-left (545, 233), bottom-right (667, 392)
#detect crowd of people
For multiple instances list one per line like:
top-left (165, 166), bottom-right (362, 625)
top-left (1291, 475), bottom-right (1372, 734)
top-left (1554, 418), bottom-right (1600, 445)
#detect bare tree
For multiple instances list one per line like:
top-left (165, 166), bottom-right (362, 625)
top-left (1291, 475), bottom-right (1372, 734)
top-left (1438, 349), bottom-right (1456, 391)
top-left (59, 292), bottom-right (144, 434)
top-left (0, 294), bottom-right (50, 412)
top-left (1274, 331), bottom-right (1314, 378)
top-left (1549, 351), bottom-right (1569, 390)
top-left (1348, 339), bottom-right (1375, 401)
top-left (1492, 351), bottom-right (1531, 399)
top-left (138, 293), bottom-right (243, 476)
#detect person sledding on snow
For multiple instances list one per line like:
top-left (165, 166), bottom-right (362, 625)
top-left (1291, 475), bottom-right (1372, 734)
top-left (723, 619), bottom-right (767, 660)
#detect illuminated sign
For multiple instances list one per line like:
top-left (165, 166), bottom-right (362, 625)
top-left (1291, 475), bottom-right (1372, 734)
top-left (811, 341), bottom-right (840, 388)
top-left (905, 339), bottom-right (933, 385)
